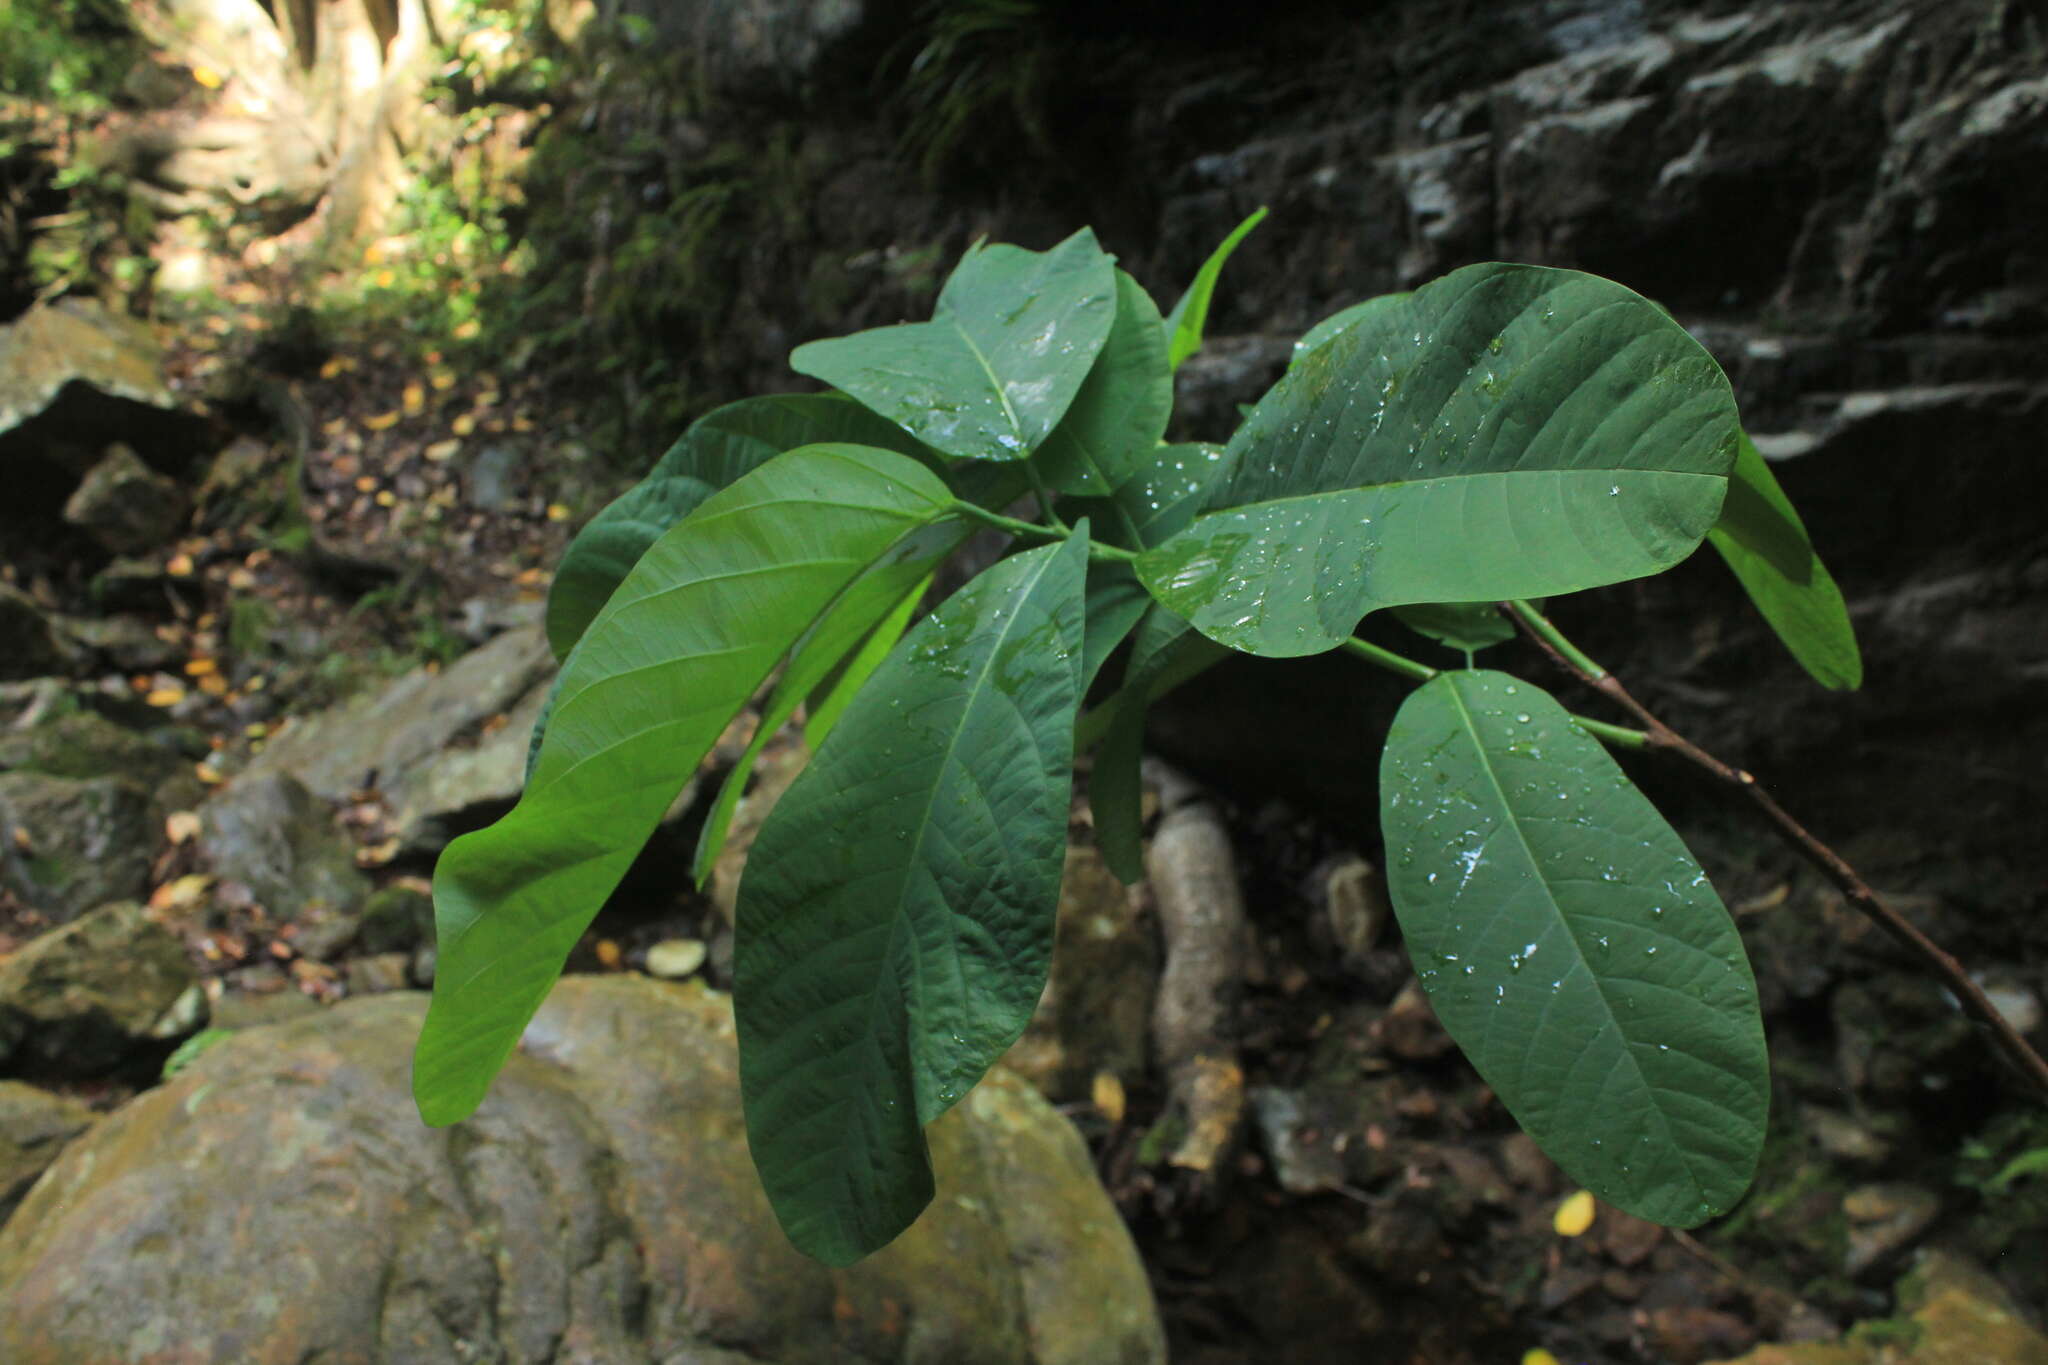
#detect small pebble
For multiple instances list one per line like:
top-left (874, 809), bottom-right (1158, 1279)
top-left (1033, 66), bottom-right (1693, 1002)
top-left (645, 938), bottom-right (707, 980)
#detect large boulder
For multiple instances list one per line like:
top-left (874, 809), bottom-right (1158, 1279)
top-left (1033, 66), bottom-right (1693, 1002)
top-left (0, 976), bottom-right (1165, 1364)
top-left (0, 1080), bottom-right (95, 1224)
top-left (0, 900), bottom-right (201, 1075)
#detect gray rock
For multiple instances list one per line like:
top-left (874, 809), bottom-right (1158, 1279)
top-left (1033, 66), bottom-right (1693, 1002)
top-left (388, 667), bottom-right (551, 851)
top-left (463, 441), bottom-right (524, 512)
top-left (0, 709), bottom-right (185, 788)
top-left (240, 622), bottom-right (554, 818)
top-left (0, 300), bottom-right (172, 447)
top-left (0, 585), bottom-right (71, 684)
top-left (643, 938), bottom-right (707, 980)
top-left (355, 884), bottom-right (434, 955)
top-left (0, 1080), bottom-right (95, 1224)
top-left (60, 443), bottom-right (190, 555)
top-left (1002, 845), bottom-right (1158, 1104)
top-left (0, 977), bottom-right (1166, 1364)
top-left (1842, 1182), bottom-right (1942, 1278)
top-left (0, 772), bottom-right (155, 924)
top-left (610, 0), bottom-right (865, 95)
top-left (0, 901), bottom-right (201, 1075)
top-left (199, 770), bottom-right (371, 934)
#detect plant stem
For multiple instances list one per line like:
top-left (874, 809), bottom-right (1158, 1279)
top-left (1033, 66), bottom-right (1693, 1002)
top-left (1504, 601), bottom-right (2048, 1103)
top-left (1338, 636), bottom-right (1437, 683)
top-left (1023, 463), bottom-right (1070, 534)
top-left (949, 500), bottom-right (1059, 543)
top-left (947, 499), bottom-right (1141, 566)
top-left (1336, 633), bottom-right (1647, 748)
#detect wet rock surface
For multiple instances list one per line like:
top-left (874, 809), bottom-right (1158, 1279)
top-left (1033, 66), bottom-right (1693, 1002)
top-left (0, 976), bottom-right (1165, 1365)
top-left (0, 900), bottom-right (200, 1076)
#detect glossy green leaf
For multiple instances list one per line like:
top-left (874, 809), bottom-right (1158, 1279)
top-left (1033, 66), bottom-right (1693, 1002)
top-left (1394, 601), bottom-right (1518, 654)
top-left (790, 229), bottom-right (1117, 461)
top-left (1708, 431), bottom-right (1861, 690)
top-left (1288, 292), bottom-right (1408, 369)
top-left (1035, 270), bottom-right (1174, 496)
top-left (545, 475), bottom-right (715, 660)
top-left (652, 392), bottom-right (950, 483)
top-left (545, 394), bottom-right (949, 664)
top-left (735, 528), bottom-right (1091, 1265)
top-left (803, 575), bottom-right (930, 750)
top-left (1066, 442), bottom-right (1229, 551)
top-left (1079, 561), bottom-right (1152, 692)
top-left (414, 446), bottom-right (963, 1127)
top-left (691, 545), bottom-right (961, 890)
top-left (1379, 670), bottom-right (1768, 1226)
top-left (1164, 206), bottom-right (1268, 371)
top-left (1137, 263), bottom-right (1740, 657)
top-left (1091, 606), bottom-right (1227, 884)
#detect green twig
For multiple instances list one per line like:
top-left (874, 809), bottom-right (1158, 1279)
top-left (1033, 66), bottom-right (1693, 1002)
top-left (949, 500), bottom-right (1059, 542)
top-left (1022, 462), bottom-right (1070, 533)
top-left (1338, 635), bottom-right (1437, 683)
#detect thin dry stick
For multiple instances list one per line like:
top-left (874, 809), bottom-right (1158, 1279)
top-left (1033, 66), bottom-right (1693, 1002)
top-left (1504, 600), bottom-right (2048, 1103)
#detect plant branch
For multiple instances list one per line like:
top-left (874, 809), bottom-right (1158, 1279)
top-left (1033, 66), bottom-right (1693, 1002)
top-left (1022, 462), bottom-right (1070, 533)
top-left (1336, 634), bottom-right (1648, 748)
top-left (1503, 600), bottom-right (2048, 1102)
top-left (947, 498), bottom-right (1140, 566)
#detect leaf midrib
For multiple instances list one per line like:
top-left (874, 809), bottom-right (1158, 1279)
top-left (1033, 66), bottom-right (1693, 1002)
top-left (1440, 675), bottom-right (1710, 1205)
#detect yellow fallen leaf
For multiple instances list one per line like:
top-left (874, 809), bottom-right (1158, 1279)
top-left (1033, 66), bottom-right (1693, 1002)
top-left (197, 673), bottom-right (229, 696)
top-left (319, 356), bottom-right (346, 380)
top-left (354, 475), bottom-right (378, 493)
top-left (1092, 1071), bottom-right (1126, 1123)
top-left (452, 318), bottom-right (481, 340)
top-left (165, 811), bottom-right (203, 844)
top-left (196, 764), bottom-right (224, 785)
top-left (429, 368), bottom-right (456, 390)
top-left (355, 837), bottom-right (401, 868)
top-left (184, 657), bottom-right (217, 676)
top-left (595, 939), bottom-right (622, 969)
top-left (1523, 1351), bottom-right (1562, 1365)
top-left (146, 686), bottom-right (186, 707)
top-left (190, 65), bottom-right (223, 89)
top-left (363, 411), bottom-right (400, 432)
top-left (451, 413), bottom-right (477, 436)
top-left (546, 503), bottom-right (572, 522)
top-left (402, 381), bottom-right (426, 414)
top-left (149, 873), bottom-right (214, 912)
top-left (1554, 1189), bottom-right (1597, 1237)
top-left (375, 268), bottom-right (396, 289)
top-left (375, 490), bottom-right (397, 508)
top-left (10, 825), bottom-right (31, 852)
top-left (424, 439), bottom-right (461, 462)
top-left (166, 553), bottom-right (194, 577)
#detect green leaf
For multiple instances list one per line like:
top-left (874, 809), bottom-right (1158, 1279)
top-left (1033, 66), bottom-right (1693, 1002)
top-left (1707, 431), bottom-right (1861, 690)
top-left (1378, 670), bottom-right (1768, 1226)
top-left (1090, 607), bottom-right (1227, 884)
top-left (414, 446), bottom-right (964, 1127)
top-left (692, 551), bottom-right (959, 889)
top-left (1079, 561), bottom-right (1153, 693)
top-left (736, 528), bottom-right (1091, 1265)
top-left (1393, 601), bottom-right (1518, 654)
top-left (1035, 270), bottom-right (1173, 495)
top-left (790, 228), bottom-right (1118, 461)
top-left (1164, 206), bottom-right (1268, 371)
top-left (1288, 292), bottom-right (1408, 369)
top-left (545, 475), bottom-right (715, 660)
top-left (1065, 442), bottom-right (1229, 551)
top-left (1136, 264), bottom-right (1740, 657)
top-left (803, 576), bottom-right (929, 750)
top-left (546, 393), bottom-right (948, 664)
top-left (653, 393), bottom-right (950, 484)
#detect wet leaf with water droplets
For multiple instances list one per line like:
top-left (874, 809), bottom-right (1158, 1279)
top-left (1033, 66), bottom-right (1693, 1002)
top-left (792, 229), bottom-right (1117, 461)
top-left (1379, 670), bottom-right (1767, 1227)
top-left (1138, 264), bottom-right (1740, 657)
top-left (735, 528), bottom-right (1090, 1265)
